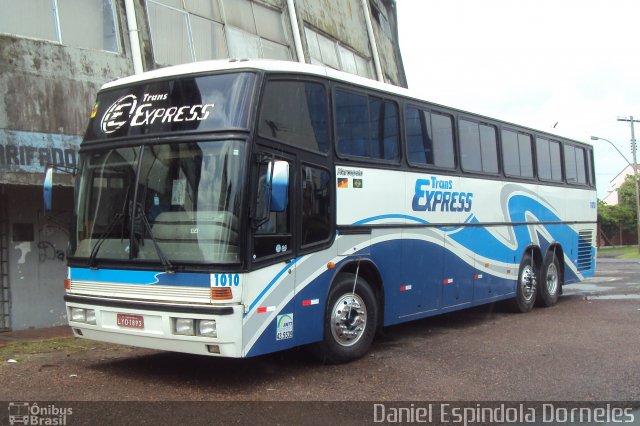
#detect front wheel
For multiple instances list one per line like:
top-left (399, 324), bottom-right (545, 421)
top-left (537, 253), bottom-right (560, 307)
top-left (313, 273), bottom-right (378, 364)
top-left (510, 252), bottom-right (538, 313)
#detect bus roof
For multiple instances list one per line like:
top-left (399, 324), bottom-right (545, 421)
top-left (101, 59), bottom-right (589, 145)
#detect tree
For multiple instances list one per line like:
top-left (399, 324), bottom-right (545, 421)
top-left (598, 174), bottom-right (639, 245)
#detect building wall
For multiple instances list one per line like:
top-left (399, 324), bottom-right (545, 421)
top-left (0, 0), bottom-right (406, 330)
top-left (4, 186), bottom-right (73, 329)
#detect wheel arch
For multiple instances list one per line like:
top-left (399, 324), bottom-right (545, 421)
top-left (521, 244), bottom-right (543, 270)
top-left (545, 243), bottom-right (565, 290)
top-left (332, 259), bottom-right (385, 329)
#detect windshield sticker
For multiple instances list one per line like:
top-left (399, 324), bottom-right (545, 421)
top-left (100, 93), bottom-right (214, 134)
top-left (171, 179), bottom-right (186, 205)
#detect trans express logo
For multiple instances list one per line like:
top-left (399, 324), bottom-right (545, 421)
top-left (100, 93), bottom-right (215, 134)
top-left (412, 177), bottom-right (473, 212)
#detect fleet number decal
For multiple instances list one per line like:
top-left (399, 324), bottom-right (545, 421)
top-left (212, 273), bottom-right (240, 287)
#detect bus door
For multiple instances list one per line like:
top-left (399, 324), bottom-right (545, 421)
top-left (253, 76), bottom-right (334, 348)
top-left (249, 149), bottom-right (297, 353)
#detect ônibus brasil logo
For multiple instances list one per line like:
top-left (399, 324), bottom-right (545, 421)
top-left (101, 94), bottom-right (138, 134)
top-left (99, 92), bottom-right (215, 135)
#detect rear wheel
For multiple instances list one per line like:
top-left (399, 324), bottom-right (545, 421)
top-left (314, 273), bottom-right (378, 364)
top-left (510, 252), bottom-right (538, 313)
top-left (537, 253), bottom-right (560, 307)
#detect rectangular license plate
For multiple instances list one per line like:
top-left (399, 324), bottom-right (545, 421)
top-left (116, 313), bottom-right (144, 329)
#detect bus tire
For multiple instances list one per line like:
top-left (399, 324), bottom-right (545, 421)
top-left (510, 252), bottom-right (538, 313)
top-left (537, 253), bottom-right (560, 307)
top-left (314, 273), bottom-right (378, 364)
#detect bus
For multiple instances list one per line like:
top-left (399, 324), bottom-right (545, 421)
top-left (50, 59), bottom-right (597, 363)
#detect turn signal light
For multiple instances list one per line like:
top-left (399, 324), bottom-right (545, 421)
top-left (64, 278), bottom-right (71, 290)
top-left (211, 287), bottom-right (232, 300)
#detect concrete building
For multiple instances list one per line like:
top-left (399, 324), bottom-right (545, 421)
top-left (0, 0), bottom-right (406, 330)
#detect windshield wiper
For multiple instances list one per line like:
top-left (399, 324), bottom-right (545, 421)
top-left (88, 212), bottom-right (125, 269)
top-left (133, 203), bottom-right (175, 274)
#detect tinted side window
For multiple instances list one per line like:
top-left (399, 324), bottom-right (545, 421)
top-left (502, 129), bottom-right (533, 178)
top-left (459, 119), bottom-right (482, 172)
top-left (550, 140), bottom-right (562, 181)
top-left (335, 90), bottom-right (399, 161)
top-left (370, 98), bottom-right (400, 161)
top-left (564, 145), bottom-right (577, 183)
top-left (536, 138), bottom-right (551, 180)
top-left (535, 138), bottom-right (562, 181)
top-left (336, 90), bottom-right (370, 157)
top-left (301, 165), bottom-right (331, 247)
top-left (502, 130), bottom-right (520, 176)
top-left (518, 133), bottom-right (534, 177)
top-left (259, 81), bottom-right (329, 153)
top-left (460, 119), bottom-right (498, 173)
top-left (431, 113), bottom-right (455, 168)
top-left (575, 147), bottom-right (587, 184)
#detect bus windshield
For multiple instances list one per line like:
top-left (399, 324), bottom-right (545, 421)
top-left (71, 140), bottom-right (246, 265)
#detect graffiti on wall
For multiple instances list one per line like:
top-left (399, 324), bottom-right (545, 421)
top-left (37, 241), bottom-right (65, 263)
top-left (37, 210), bottom-right (70, 264)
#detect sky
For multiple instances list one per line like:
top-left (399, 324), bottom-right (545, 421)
top-left (396, 0), bottom-right (640, 199)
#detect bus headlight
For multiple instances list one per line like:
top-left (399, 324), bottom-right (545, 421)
top-left (175, 318), bottom-right (195, 336)
top-left (85, 309), bottom-right (97, 325)
top-left (198, 320), bottom-right (217, 337)
top-left (70, 307), bottom-right (86, 323)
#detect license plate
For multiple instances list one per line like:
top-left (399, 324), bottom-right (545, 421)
top-left (116, 313), bottom-right (144, 329)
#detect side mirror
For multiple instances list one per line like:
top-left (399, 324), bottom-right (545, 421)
top-left (269, 160), bottom-right (289, 213)
top-left (43, 164), bottom-right (77, 212)
top-left (253, 159), bottom-right (289, 228)
top-left (43, 166), bottom-right (53, 211)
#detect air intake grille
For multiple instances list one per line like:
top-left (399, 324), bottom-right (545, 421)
top-left (577, 230), bottom-right (593, 271)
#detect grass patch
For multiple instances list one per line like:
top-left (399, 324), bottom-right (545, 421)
top-left (598, 246), bottom-right (640, 259)
top-left (0, 337), bottom-right (111, 363)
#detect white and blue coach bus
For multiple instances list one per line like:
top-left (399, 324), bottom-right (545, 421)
top-left (54, 60), bottom-right (596, 363)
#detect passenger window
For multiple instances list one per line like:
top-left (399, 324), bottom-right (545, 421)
top-left (335, 89), bottom-right (399, 161)
top-left (259, 81), bottom-right (329, 153)
top-left (564, 145), bottom-right (577, 183)
top-left (502, 129), bottom-right (533, 178)
top-left (459, 119), bottom-right (498, 173)
top-left (405, 106), bottom-right (454, 168)
top-left (538, 137), bottom-right (564, 182)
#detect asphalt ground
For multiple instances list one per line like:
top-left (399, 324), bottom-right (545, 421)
top-left (0, 258), bottom-right (638, 424)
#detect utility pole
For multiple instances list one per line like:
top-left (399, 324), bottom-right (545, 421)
top-left (617, 116), bottom-right (640, 253)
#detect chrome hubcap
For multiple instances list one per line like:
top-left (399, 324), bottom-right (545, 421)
top-left (330, 293), bottom-right (367, 347)
top-left (546, 263), bottom-right (558, 295)
top-left (521, 264), bottom-right (536, 302)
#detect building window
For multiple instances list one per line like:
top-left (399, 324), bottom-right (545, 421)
top-left (369, 0), bottom-right (392, 39)
top-left (147, 0), bottom-right (292, 66)
top-left (0, 0), bottom-right (119, 52)
top-left (304, 26), bottom-right (373, 79)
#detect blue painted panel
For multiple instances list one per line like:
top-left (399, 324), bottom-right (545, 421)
top-left (70, 267), bottom-right (210, 287)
